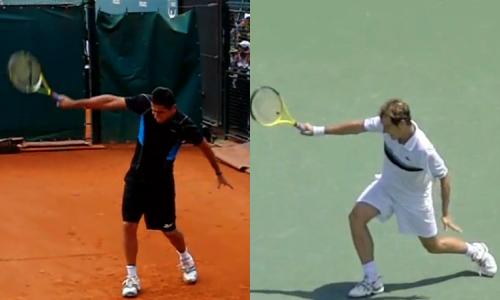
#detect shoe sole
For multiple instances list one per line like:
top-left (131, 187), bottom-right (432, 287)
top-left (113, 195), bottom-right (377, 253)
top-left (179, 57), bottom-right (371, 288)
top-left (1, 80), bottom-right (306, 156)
top-left (122, 288), bottom-right (141, 298)
top-left (183, 278), bottom-right (198, 285)
top-left (348, 286), bottom-right (385, 298)
top-left (122, 293), bottom-right (139, 298)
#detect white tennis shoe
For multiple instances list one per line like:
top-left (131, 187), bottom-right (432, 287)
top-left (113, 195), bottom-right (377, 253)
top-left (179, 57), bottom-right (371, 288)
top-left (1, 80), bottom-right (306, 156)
top-left (348, 276), bottom-right (384, 298)
top-left (122, 275), bottom-right (141, 298)
top-left (471, 243), bottom-right (497, 277)
top-left (179, 255), bottom-right (198, 284)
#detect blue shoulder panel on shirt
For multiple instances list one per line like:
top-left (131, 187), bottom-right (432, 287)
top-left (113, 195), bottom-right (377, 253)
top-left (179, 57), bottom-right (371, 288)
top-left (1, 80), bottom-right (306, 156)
top-left (138, 115), bottom-right (145, 145)
top-left (167, 141), bottom-right (182, 161)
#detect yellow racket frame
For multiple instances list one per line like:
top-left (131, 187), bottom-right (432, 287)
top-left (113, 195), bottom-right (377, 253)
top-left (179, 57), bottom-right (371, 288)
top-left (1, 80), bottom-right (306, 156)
top-left (33, 72), bottom-right (55, 97)
top-left (250, 86), bottom-right (301, 128)
top-left (8, 50), bottom-right (61, 101)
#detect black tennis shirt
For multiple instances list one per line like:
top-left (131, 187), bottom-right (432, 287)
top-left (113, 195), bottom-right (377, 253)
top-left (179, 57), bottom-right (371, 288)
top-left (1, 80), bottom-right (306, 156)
top-left (124, 94), bottom-right (203, 178)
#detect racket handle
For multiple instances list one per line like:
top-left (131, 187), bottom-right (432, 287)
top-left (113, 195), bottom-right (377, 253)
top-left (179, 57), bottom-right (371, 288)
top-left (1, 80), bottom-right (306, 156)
top-left (51, 92), bottom-right (62, 102)
top-left (294, 122), bottom-right (305, 131)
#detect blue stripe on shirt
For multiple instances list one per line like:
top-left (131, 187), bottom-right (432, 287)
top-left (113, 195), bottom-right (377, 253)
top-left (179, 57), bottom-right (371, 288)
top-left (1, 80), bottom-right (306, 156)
top-left (167, 141), bottom-right (182, 161)
top-left (137, 115), bottom-right (182, 160)
top-left (138, 115), bottom-right (145, 145)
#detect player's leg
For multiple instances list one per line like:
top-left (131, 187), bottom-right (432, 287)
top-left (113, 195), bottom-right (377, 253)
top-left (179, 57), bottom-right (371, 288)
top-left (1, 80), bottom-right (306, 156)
top-left (121, 180), bottom-right (145, 298)
top-left (144, 174), bottom-right (198, 284)
top-left (162, 229), bottom-right (198, 284)
top-left (348, 179), bottom-right (394, 298)
top-left (393, 197), bottom-right (497, 277)
top-left (419, 236), bottom-right (497, 276)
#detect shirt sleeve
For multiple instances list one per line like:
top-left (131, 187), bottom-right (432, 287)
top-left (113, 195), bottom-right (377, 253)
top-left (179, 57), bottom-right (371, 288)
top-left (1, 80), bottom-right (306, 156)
top-left (426, 149), bottom-right (448, 179)
top-left (125, 94), bottom-right (151, 115)
top-left (363, 116), bottom-right (384, 133)
top-left (180, 116), bottom-right (204, 146)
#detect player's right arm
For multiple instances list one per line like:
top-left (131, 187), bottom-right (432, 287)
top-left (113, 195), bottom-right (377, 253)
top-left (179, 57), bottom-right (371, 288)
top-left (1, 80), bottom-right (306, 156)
top-left (57, 94), bottom-right (150, 114)
top-left (300, 116), bottom-right (382, 136)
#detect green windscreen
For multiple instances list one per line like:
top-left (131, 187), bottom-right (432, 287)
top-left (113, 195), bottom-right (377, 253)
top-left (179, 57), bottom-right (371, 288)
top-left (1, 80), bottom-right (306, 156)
top-left (96, 10), bottom-right (202, 143)
top-left (0, 6), bottom-right (86, 140)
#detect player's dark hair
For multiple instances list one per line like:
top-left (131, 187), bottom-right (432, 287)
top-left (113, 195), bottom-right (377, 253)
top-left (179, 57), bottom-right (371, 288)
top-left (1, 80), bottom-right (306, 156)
top-left (379, 98), bottom-right (412, 126)
top-left (151, 87), bottom-right (176, 109)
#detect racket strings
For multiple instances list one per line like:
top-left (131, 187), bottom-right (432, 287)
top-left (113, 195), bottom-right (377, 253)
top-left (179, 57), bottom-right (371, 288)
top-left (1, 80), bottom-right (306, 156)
top-left (251, 88), bottom-right (283, 125)
top-left (27, 59), bottom-right (33, 88)
top-left (8, 51), bottom-right (43, 93)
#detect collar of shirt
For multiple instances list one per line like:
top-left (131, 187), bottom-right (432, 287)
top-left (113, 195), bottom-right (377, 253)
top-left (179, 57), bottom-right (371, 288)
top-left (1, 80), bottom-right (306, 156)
top-left (402, 121), bottom-right (419, 151)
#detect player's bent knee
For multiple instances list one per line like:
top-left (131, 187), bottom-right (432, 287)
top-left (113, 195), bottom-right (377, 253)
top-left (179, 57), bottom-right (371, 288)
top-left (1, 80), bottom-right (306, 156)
top-left (162, 228), bottom-right (184, 242)
top-left (123, 222), bottom-right (139, 235)
top-left (162, 228), bottom-right (180, 237)
top-left (349, 202), bottom-right (380, 225)
top-left (418, 236), bottom-right (441, 254)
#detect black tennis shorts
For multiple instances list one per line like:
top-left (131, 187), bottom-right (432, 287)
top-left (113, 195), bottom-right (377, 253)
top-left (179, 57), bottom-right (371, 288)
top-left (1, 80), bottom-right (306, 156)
top-left (122, 171), bottom-right (176, 232)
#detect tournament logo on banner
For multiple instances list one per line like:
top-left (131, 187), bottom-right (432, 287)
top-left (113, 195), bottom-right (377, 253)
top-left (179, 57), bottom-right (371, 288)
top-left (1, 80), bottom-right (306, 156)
top-left (167, 0), bottom-right (178, 18)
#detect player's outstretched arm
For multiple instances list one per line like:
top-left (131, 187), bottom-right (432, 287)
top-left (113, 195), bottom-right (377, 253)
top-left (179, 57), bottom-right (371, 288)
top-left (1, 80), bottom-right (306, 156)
top-left (57, 94), bottom-right (128, 110)
top-left (298, 120), bottom-right (367, 136)
top-left (198, 139), bottom-right (234, 189)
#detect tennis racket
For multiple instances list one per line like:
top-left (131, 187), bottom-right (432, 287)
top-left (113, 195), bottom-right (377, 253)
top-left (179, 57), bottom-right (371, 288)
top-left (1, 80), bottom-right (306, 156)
top-left (8, 50), bottom-right (62, 102)
top-left (250, 86), bottom-right (304, 130)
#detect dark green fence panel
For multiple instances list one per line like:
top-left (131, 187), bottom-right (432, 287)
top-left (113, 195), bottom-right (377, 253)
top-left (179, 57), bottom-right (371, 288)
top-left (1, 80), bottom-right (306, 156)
top-left (0, 5), bottom-right (86, 140)
top-left (96, 10), bottom-right (202, 142)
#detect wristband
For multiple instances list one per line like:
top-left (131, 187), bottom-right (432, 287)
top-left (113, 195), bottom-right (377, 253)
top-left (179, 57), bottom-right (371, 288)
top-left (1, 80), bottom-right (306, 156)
top-left (312, 126), bottom-right (326, 136)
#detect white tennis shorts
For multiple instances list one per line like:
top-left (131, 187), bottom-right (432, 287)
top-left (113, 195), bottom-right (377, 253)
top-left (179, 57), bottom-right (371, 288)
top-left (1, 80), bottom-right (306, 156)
top-left (356, 178), bottom-right (438, 238)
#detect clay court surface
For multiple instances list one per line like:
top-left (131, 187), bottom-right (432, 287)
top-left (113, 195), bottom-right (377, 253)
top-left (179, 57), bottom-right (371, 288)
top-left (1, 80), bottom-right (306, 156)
top-left (0, 146), bottom-right (249, 300)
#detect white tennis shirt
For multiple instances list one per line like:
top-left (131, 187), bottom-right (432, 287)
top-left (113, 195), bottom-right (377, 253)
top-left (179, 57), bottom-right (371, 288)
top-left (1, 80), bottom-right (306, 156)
top-left (363, 116), bottom-right (448, 196)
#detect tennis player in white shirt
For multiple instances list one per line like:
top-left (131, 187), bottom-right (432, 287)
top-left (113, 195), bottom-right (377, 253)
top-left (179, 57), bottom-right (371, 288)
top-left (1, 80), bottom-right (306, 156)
top-left (299, 99), bottom-right (497, 298)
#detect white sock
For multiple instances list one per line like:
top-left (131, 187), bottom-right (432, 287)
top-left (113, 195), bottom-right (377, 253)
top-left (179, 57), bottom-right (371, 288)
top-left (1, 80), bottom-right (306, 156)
top-left (362, 261), bottom-right (379, 281)
top-left (465, 243), bottom-right (478, 258)
top-left (178, 247), bottom-right (191, 260)
top-left (126, 265), bottom-right (138, 277)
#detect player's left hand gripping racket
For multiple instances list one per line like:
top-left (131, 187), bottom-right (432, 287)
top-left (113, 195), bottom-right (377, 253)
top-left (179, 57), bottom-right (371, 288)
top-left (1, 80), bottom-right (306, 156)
top-left (7, 50), bottom-right (62, 102)
top-left (250, 86), bottom-right (304, 131)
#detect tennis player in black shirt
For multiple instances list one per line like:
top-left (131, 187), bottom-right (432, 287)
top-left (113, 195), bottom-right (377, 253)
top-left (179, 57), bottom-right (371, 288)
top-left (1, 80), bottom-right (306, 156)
top-left (57, 87), bottom-right (232, 298)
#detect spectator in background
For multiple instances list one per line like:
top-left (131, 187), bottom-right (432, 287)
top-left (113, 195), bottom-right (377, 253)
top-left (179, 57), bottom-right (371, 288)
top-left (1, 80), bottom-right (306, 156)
top-left (229, 40), bottom-right (250, 74)
top-left (230, 40), bottom-right (250, 138)
top-left (229, 12), bottom-right (250, 74)
top-left (226, 8), bottom-right (251, 140)
top-left (237, 40), bottom-right (250, 72)
top-left (238, 13), bottom-right (250, 42)
top-left (230, 47), bottom-right (239, 68)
